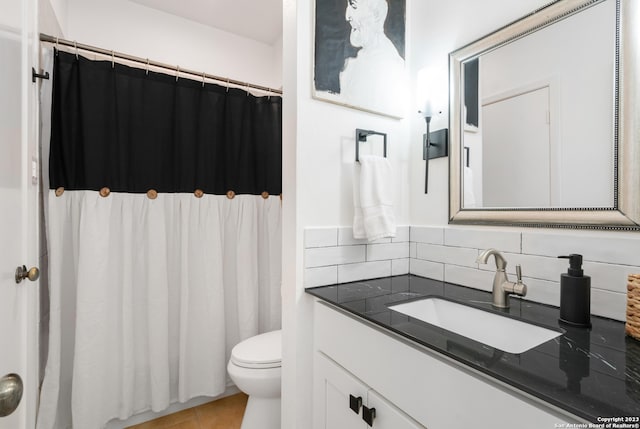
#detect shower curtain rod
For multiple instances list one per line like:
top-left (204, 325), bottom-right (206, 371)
top-left (39, 33), bottom-right (283, 96)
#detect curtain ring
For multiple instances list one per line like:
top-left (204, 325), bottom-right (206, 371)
top-left (245, 82), bottom-right (250, 96)
top-left (55, 37), bottom-right (59, 53)
top-left (175, 65), bottom-right (180, 82)
top-left (74, 40), bottom-right (78, 59)
top-left (226, 78), bottom-right (230, 93)
top-left (145, 58), bottom-right (149, 75)
top-left (202, 71), bottom-right (206, 88)
top-left (111, 50), bottom-right (115, 68)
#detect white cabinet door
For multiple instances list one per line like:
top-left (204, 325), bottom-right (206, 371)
top-left (367, 390), bottom-right (425, 429)
top-left (0, 0), bottom-right (40, 428)
top-left (315, 352), bottom-right (367, 429)
top-left (314, 353), bottom-right (425, 429)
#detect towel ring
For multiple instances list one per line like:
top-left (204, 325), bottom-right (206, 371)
top-left (355, 129), bottom-right (387, 162)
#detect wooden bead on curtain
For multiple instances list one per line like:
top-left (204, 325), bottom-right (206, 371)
top-left (194, 189), bottom-right (204, 198)
top-left (146, 189), bottom-right (158, 200)
top-left (226, 190), bottom-right (235, 199)
top-left (99, 187), bottom-right (110, 197)
top-left (55, 187), bottom-right (64, 197)
top-left (261, 191), bottom-right (269, 199)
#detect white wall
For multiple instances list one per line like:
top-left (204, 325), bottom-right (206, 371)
top-left (39, 0), bottom-right (64, 37)
top-left (43, 0), bottom-right (67, 34)
top-left (282, 0), bottom-right (412, 427)
top-left (63, 0), bottom-right (281, 90)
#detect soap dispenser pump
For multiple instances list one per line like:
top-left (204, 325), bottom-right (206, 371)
top-left (558, 254), bottom-right (591, 328)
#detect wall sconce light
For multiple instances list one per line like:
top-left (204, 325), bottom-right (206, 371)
top-left (417, 68), bottom-right (449, 194)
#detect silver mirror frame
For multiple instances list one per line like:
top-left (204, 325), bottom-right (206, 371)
top-left (449, 0), bottom-right (640, 230)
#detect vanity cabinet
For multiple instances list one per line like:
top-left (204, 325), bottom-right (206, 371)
top-left (315, 352), bottom-right (425, 429)
top-left (313, 301), bottom-right (582, 429)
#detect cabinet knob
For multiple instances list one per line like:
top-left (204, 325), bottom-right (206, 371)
top-left (349, 394), bottom-right (362, 414)
top-left (362, 405), bottom-right (376, 426)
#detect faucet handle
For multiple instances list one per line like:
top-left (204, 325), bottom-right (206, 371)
top-left (510, 264), bottom-right (527, 297)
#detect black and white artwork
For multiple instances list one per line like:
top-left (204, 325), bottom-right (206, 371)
top-left (313, 0), bottom-right (407, 118)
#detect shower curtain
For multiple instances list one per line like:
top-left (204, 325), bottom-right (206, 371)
top-left (37, 48), bottom-right (282, 429)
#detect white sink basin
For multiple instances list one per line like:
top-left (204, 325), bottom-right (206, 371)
top-left (388, 297), bottom-right (562, 354)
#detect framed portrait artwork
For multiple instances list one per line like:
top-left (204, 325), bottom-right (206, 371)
top-left (313, 0), bottom-right (407, 119)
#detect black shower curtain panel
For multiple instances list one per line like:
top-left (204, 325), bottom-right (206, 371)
top-left (49, 50), bottom-right (282, 196)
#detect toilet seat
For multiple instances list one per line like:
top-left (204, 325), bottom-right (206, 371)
top-left (230, 330), bottom-right (282, 369)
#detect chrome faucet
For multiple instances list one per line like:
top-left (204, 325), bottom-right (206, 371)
top-left (476, 248), bottom-right (527, 308)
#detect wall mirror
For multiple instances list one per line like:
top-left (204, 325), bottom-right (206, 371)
top-left (449, 0), bottom-right (640, 230)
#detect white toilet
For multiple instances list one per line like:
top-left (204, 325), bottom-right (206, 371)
top-left (227, 329), bottom-right (282, 429)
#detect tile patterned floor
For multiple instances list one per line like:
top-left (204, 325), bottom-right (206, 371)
top-left (125, 393), bottom-right (248, 429)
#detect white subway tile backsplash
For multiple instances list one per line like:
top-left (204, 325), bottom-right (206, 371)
top-left (392, 258), bottom-right (410, 275)
top-left (304, 266), bottom-right (338, 288)
top-left (304, 246), bottom-right (365, 268)
top-left (484, 252), bottom-right (567, 282)
top-left (338, 261), bottom-right (391, 283)
top-left (444, 265), bottom-right (494, 293)
top-left (416, 243), bottom-right (478, 268)
top-left (584, 261), bottom-right (640, 294)
top-left (591, 289), bottom-right (626, 321)
top-left (521, 278), bottom-right (560, 307)
top-left (410, 226), bottom-right (444, 245)
top-left (338, 227), bottom-right (393, 245)
top-left (304, 227), bottom-right (338, 248)
top-left (444, 227), bottom-right (521, 253)
top-left (367, 242), bottom-right (410, 261)
top-left (522, 231), bottom-right (640, 266)
top-left (304, 223), bottom-right (638, 321)
top-left (409, 258), bottom-right (444, 281)
top-left (338, 227), bottom-right (367, 246)
top-left (392, 226), bottom-right (410, 242)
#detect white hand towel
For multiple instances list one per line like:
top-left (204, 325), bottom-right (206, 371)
top-left (353, 155), bottom-right (396, 241)
top-left (352, 161), bottom-right (367, 239)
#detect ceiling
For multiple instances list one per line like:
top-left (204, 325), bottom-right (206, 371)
top-left (129, 0), bottom-right (283, 45)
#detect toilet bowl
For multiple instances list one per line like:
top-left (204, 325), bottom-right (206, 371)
top-left (227, 330), bottom-right (281, 429)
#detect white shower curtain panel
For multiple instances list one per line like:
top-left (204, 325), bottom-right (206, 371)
top-left (37, 45), bottom-right (282, 429)
top-left (37, 191), bottom-right (282, 429)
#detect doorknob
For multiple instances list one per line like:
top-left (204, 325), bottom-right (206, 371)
top-left (15, 265), bottom-right (39, 284)
top-left (0, 373), bottom-right (23, 417)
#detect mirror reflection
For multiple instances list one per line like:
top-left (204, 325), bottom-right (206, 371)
top-left (461, 0), bottom-right (616, 209)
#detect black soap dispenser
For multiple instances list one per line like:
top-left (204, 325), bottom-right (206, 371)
top-left (558, 254), bottom-right (591, 328)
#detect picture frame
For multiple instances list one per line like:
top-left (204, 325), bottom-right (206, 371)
top-left (312, 0), bottom-right (407, 119)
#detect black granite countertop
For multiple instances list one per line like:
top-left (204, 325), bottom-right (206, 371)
top-left (306, 274), bottom-right (640, 423)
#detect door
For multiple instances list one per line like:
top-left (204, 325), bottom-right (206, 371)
top-left (482, 86), bottom-right (551, 207)
top-left (0, 0), bottom-right (40, 428)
